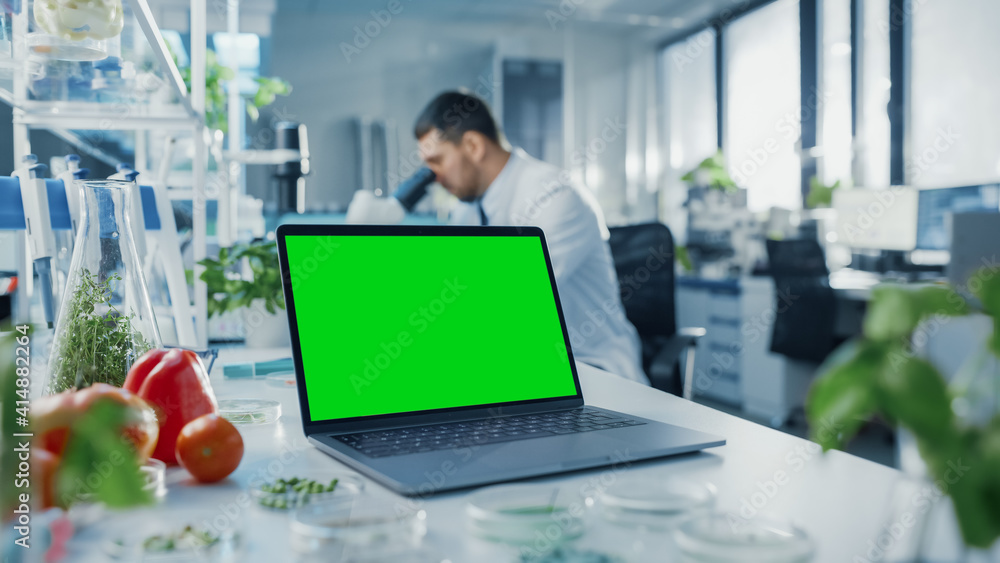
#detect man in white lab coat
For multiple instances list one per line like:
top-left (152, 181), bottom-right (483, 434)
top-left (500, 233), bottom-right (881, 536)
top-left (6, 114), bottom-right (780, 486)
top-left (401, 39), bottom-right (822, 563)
top-left (414, 91), bottom-right (648, 385)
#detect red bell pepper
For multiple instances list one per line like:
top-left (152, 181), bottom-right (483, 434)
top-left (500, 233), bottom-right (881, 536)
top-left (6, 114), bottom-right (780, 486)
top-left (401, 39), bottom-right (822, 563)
top-left (124, 349), bottom-right (218, 465)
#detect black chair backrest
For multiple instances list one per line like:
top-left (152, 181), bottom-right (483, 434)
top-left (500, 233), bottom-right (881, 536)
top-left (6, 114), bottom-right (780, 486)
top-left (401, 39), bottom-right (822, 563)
top-left (607, 223), bottom-right (677, 339)
top-left (765, 238), bottom-right (836, 363)
top-left (766, 238), bottom-right (829, 277)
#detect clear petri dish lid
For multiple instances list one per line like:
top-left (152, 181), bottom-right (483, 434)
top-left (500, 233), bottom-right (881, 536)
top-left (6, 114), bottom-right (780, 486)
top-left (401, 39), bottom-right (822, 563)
top-left (102, 510), bottom-right (242, 561)
top-left (266, 370), bottom-right (297, 388)
top-left (218, 398), bottom-right (281, 425)
top-left (342, 546), bottom-right (447, 563)
top-left (674, 513), bottom-right (815, 562)
top-left (26, 32), bottom-right (107, 61)
top-left (465, 483), bottom-right (586, 545)
top-left (289, 494), bottom-right (427, 555)
top-left (141, 458), bottom-right (167, 500)
top-left (598, 477), bottom-right (716, 529)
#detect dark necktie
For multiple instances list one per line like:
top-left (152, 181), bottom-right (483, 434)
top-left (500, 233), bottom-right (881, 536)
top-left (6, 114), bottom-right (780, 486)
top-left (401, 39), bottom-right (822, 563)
top-left (478, 201), bottom-right (488, 226)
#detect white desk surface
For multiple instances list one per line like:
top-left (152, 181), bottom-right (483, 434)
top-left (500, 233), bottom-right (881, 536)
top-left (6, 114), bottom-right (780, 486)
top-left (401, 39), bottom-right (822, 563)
top-left (67, 347), bottom-right (908, 562)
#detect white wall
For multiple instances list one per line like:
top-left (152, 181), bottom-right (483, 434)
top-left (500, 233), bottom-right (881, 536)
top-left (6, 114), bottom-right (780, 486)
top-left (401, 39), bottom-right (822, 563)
top-left (256, 11), bottom-right (659, 221)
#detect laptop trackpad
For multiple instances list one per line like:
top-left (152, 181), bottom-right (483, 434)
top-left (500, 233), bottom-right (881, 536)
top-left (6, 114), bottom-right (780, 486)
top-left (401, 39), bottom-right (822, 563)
top-left (469, 432), bottom-right (633, 472)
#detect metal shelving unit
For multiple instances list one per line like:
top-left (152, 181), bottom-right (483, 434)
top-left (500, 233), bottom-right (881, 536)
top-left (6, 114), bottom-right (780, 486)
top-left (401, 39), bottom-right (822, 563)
top-left (2, 0), bottom-right (212, 346)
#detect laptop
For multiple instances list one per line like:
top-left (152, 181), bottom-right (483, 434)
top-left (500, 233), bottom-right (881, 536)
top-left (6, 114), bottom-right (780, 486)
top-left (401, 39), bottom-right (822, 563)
top-left (276, 224), bottom-right (724, 496)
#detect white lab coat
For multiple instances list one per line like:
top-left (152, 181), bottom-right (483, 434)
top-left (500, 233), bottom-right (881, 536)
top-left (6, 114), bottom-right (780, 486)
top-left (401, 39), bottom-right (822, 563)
top-left (451, 148), bottom-right (648, 385)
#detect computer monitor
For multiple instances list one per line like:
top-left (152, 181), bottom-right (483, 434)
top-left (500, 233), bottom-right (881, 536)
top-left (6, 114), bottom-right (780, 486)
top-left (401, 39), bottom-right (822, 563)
top-left (915, 184), bottom-right (1000, 250)
top-left (832, 187), bottom-right (919, 251)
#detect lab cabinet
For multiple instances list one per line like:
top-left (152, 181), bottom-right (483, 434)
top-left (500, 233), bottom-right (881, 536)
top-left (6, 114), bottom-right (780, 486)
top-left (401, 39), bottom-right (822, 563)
top-left (677, 276), bottom-right (812, 426)
top-left (676, 278), bottom-right (743, 406)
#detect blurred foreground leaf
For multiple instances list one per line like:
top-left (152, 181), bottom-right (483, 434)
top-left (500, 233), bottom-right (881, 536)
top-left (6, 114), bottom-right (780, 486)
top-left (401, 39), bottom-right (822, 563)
top-left (55, 399), bottom-right (151, 509)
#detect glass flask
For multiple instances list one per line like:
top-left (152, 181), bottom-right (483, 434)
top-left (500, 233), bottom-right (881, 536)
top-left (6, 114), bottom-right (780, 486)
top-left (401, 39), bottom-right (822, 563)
top-left (46, 180), bottom-right (160, 394)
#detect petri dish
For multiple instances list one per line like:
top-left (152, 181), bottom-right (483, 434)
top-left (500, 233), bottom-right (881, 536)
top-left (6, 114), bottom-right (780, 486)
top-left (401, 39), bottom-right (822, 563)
top-left (251, 473), bottom-right (364, 511)
top-left (103, 512), bottom-right (241, 561)
top-left (674, 513), bottom-right (815, 562)
top-left (466, 483), bottom-right (586, 546)
top-left (341, 546), bottom-right (447, 563)
top-left (518, 547), bottom-right (625, 563)
top-left (597, 476), bottom-right (716, 529)
top-left (218, 398), bottom-right (281, 425)
top-left (67, 458), bottom-right (166, 507)
top-left (26, 33), bottom-right (107, 61)
top-left (266, 370), bottom-right (298, 388)
top-left (141, 458), bottom-right (167, 500)
top-left (290, 495), bottom-right (427, 558)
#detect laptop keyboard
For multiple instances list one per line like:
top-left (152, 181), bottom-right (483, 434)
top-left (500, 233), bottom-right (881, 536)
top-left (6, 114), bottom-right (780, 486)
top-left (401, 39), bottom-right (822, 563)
top-left (333, 407), bottom-right (645, 458)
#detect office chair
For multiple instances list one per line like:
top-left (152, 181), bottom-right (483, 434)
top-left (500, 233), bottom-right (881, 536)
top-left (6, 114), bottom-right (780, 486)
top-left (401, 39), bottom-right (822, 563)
top-left (608, 223), bottom-right (704, 399)
top-left (765, 238), bottom-right (837, 363)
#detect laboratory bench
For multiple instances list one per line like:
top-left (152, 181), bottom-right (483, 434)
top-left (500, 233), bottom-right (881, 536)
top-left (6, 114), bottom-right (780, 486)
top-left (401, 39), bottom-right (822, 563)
top-left (60, 346), bottom-right (920, 562)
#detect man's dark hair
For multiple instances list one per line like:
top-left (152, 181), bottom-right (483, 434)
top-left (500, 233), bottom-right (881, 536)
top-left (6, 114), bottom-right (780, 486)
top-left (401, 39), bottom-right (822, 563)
top-left (414, 91), bottom-right (501, 145)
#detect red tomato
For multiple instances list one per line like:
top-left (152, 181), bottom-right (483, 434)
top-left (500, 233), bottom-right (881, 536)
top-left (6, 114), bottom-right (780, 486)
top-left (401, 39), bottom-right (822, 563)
top-left (175, 414), bottom-right (243, 483)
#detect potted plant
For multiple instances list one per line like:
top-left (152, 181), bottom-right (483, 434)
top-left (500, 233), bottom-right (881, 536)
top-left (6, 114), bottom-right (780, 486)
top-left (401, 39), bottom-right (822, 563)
top-left (681, 150), bottom-right (738, 193)
top-left (198, 240), bottom-right (288, 347)
top-left (171, 47), bottom-right (291, 134)
top-left (805, 176), bottom-right (840, 209)
top-left (807, 267), bottom-right (1000, 557)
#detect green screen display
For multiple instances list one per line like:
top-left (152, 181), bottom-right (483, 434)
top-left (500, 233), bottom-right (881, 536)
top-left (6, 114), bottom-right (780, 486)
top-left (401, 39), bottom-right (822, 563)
top-left (284, 234), bottom-right (578, 422)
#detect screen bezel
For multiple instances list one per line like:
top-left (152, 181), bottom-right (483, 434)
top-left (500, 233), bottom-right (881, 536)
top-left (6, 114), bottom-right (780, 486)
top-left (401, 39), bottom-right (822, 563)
top-left (276, 224), bottom-right (585, 436)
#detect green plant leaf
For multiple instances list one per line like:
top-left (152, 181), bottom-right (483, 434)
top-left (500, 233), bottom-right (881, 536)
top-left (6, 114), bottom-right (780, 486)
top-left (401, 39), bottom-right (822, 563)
top-left (55, 399), bottom-right (152, 508)
top-left (200, 241), bottom-right (283, 318)
top-left (1, 333), bottom-right (23, 515)
top-left (680, 150), bottom-right (737, 191)
top-left (971, 269), bottom-right (1000, 357)
top-left (806, 340), bottom-right (881, 450)
top-left (675, 245), bottom-right (693, 273)
top-left (940, 426), bottom-right (1000, 548)
top-left (974, 417), bottom-right (1000, 535)
top-left (806, 176), bottom-right (840, 209)
top-left (863, 286), bottom-right (918, 342)
top-left (246, 104), bottom-right (260, 123)
top-left (912, 285), bottom-right (970, 318)
top-left (876, 353), bottom-right (956, 445)
top-left (864, 285), bottom-right (968, 342)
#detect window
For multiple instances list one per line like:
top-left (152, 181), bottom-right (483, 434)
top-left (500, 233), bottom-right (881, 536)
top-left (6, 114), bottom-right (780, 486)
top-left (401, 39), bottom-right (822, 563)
top-left (910, 0), bottom-right (1000, 187)
top-left (502, 60), bottom-right (564, 166)
top-left (856, 0), bottom-right (891, 187)
top-left (820, 0), bottom-right (853, 186)
top-left (212, 32), bottom-right (262, 95)
top-left (661, 29), bottom-right (718, 242)
top-left (724, 0), bottom-right (802, 212)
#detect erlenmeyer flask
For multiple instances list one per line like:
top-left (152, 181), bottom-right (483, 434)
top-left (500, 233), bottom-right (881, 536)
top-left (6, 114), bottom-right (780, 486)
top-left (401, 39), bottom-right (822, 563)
top-left (46, 180), bottom-right (161, 394)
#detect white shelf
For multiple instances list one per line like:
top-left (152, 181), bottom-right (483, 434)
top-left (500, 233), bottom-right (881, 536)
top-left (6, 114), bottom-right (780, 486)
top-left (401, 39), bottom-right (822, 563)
top-left (6, 0), bottom-right (211, 347)
top-left (12, 99), bottom-right (199, 130)
top-left (225, 149), bottom-right (301, 165)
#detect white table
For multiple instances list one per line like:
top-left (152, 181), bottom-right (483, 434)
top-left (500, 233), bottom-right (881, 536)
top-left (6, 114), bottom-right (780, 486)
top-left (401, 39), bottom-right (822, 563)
top-left (68, 346), bottom-right (913, 562)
